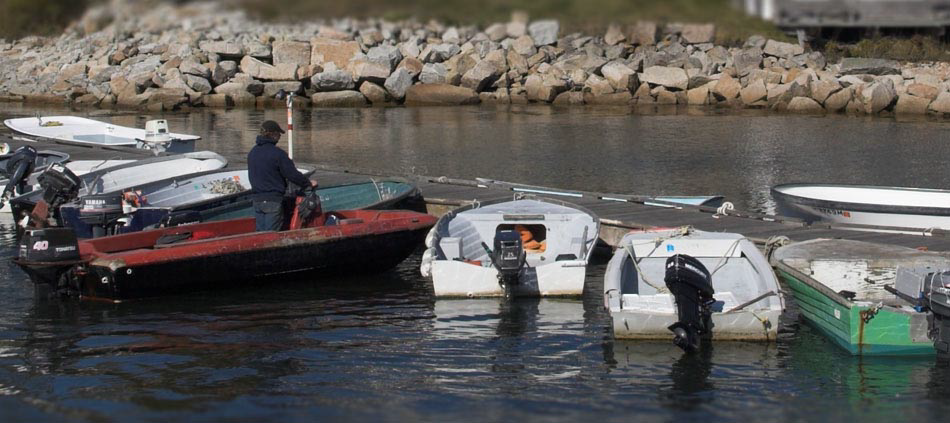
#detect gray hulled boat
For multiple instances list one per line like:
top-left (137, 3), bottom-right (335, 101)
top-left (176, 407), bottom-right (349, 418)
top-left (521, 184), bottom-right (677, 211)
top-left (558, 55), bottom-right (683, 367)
top-left (604, 227), bottom-right (784, 346)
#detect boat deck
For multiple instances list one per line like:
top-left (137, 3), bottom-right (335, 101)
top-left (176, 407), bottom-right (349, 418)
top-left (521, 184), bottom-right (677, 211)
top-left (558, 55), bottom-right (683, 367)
top-left (7, 134), bottom-right (950, 251)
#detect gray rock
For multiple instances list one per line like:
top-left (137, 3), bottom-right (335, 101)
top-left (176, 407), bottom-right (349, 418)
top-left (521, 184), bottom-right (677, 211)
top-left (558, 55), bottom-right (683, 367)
top-left (928, 91), bottom-right (950, 113)
top-left (805, 51), bottom-right (826, 70)
top-left (311, 91), bottom-right (367, 107)
top-left (180, 59), bottom-right (211, 79)
top-left (310, 37), bottom-right (362, 69)
top-left (199, 41), bottom-right (243, 57)
top-left (384, 67), bottom-right (413, 99)
top-left (511, 35), bottom-right (537, 57)
top-left (601, 61), bottom-right (638, 91)
top-left (349, 59), bottom-right (392, 84)
top-left (214, 75), bottom-right (264, 97)
top-left (584, 74), bottom-right (615, 96)
top-left (640, 66), bottom-right (688, 91)
top-left (184, 74), bottom-right (212, 94)
top-left (273, 40), bottom-right (311, 67)
top-left (421, 43), bottom-right (460, 63)
top-left (367, 45), bottom-right (403, 70)
top-left (839, 58), bottom-right (901, 76)
top-left (732, 48), bottom-right (762, 77)
top-left (485, 23), bottom-right (508, 42)
top-left (420, 63), bottom-right (448, 84)
top-left (405, 83), bottom-right (480, 105)
top-left (461, 60), bottom-right (502, 92)
top-left (359, 81), bottom-right (391, 104)
top-left (860, 78), bottom-right (897, 113)
top-left (263, 81), bottom-right (303, 98)
top-left (763, 39), bottom-right (804, 59)
top-left (240, 56), bottom-right (297, 81)
top-left (244, 41), bottom-right (272, 59)
top-left (311, 69), bottom-right (356, 91)
top-left (528, 20), bottom-right (559, 46)
top-left (895, 94), bottom-right (932, 114)
top-left (524, 73), bottom-right (568, 102)
top-left (787, 96), bottom-right (824, 112)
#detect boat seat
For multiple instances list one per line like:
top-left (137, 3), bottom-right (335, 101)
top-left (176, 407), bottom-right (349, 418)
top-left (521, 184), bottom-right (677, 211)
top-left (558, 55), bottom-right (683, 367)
top-left (439, 237), bottom-right (462, 261)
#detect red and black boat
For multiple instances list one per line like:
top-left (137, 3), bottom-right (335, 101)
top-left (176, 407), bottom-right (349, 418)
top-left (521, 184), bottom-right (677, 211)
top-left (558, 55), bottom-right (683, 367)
top-left (14, 190), bottom-right (436, 302)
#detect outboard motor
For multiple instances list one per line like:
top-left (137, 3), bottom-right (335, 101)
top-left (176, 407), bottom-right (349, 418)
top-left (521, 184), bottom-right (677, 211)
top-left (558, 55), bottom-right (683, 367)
top-left (895, 268), bottom-right (950, 357)
top-left (665, 254), bottom-right (716, 353)
top-left (26, 164), bottom-right (82, 228)
top-left (77, 193), bottom-right (124, 236)
top-left (289, 187), bottom-right (323, 229)
top-left (14, 227), bottom-right (81, 291)
top-left (486, 230), bottom-right (526, 295)
top-left (1, 145), bottom-right (37, 204)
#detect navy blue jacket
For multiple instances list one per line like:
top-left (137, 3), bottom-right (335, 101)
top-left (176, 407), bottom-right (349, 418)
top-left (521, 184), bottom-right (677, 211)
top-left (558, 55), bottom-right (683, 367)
top-left (247, 135), bottom-right (310, 201)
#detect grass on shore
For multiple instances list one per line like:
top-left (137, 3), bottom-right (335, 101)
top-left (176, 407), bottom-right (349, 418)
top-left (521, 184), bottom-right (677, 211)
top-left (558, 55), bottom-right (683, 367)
top-left (0, 0), bottom-right (90, 40)
top-left (239, 0), bottom-right (789, 46)
top-left (823, 36), bottom-right (950, 63)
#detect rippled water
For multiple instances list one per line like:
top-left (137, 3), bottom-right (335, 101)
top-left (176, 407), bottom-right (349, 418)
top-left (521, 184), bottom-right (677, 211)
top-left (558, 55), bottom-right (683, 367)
top-left (2, 104), bottom-right (950, 422)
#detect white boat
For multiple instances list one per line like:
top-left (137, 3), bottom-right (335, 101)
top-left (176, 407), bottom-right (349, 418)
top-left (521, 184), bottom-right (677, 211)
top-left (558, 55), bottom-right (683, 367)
top-left (3, 116), bottom-right (199, 153)
top-left (0, 158), bottom-right (134, 213)
top-left (8, 152), bottom-right (227, 224)
top-left (772, 183), bottom-right (950, 230)
top-left (420, 197), bottom-right (599, 297)
top-left (603, 227), bottom-right (784, 346)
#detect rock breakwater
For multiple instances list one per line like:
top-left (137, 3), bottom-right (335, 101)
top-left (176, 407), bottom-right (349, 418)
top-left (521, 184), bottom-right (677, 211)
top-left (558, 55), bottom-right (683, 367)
top-left (2, 1), bottom-right (950, 115)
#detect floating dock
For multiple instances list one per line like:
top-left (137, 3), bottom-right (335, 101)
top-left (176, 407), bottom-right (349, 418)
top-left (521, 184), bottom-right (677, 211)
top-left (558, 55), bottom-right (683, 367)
top-left (6, 134), bottom-right (950, 251)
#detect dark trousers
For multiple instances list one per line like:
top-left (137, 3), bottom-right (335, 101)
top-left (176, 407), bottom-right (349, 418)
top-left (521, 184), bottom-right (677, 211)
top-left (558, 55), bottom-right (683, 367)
top-left (254, 200), bottom-right (283, 232)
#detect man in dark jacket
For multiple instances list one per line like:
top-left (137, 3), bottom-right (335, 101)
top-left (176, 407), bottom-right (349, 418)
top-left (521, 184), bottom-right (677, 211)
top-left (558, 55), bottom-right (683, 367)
top-left (248, 120), bottom-right (315, 231)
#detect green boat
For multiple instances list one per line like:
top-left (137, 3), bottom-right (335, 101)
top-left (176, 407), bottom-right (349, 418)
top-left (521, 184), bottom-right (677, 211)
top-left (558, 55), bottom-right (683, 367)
top-left (771, 239), bottom-right (949, 356)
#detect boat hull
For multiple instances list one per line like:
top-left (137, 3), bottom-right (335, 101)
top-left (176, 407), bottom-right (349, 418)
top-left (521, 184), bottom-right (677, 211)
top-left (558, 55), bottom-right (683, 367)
top-left (15, 211), bottom-right (435, 302)
top-left (78, 227), bottom-right (428, 301)
top-left (774, 265), bottom-right (935, 356)
top-left (610, 309), bottom-right (781, 341)
top-left (772, 184), bottom-right (950, 230)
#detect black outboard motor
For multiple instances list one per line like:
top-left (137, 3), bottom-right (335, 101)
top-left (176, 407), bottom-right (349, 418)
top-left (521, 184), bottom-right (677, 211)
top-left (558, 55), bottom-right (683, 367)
top-left (77, 193), bottom-right (124, 237)
top-left (296, 187), bottom-right (323, 223)
top-left (665, 254), bottom-right (716, 353)
top-left (1, 146), bottom-right (37, 203)
top-left (486, 230), bottom-right (526, 295)
top-left (24, 164), bottom-right (82, 229)
top-left (14, 227), bottom-right (81, 291)
top-left (37, 163), bottom-right (82, 208)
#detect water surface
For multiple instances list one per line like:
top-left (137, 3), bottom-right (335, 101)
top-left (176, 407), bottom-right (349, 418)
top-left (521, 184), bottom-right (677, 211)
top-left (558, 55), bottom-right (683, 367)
top-left (1, 104), bottom-right (950, 422)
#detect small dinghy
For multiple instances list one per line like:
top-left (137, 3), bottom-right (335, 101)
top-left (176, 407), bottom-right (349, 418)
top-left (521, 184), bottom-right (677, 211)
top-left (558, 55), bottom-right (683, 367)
top-left (8, 152), bottom-right (227, 227)
top-left (14, 189), bottom-right (437, 302)
top-left (603, 227), bottom-right (784, 351)
top-left (4, 116), bottom-right (199, 154)
top-left (772, 183), bottom-right (950, 230)
top-left (420, 197), bottom-right (599, 297)
top-left (772, 239), bottom-right (950, 355)
top-left (59, 171), bottom-right (421, 238)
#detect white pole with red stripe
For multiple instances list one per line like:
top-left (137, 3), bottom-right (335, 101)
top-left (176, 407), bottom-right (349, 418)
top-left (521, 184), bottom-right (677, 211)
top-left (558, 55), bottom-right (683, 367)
top-left (285, 92), bottom-right (295, 159)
